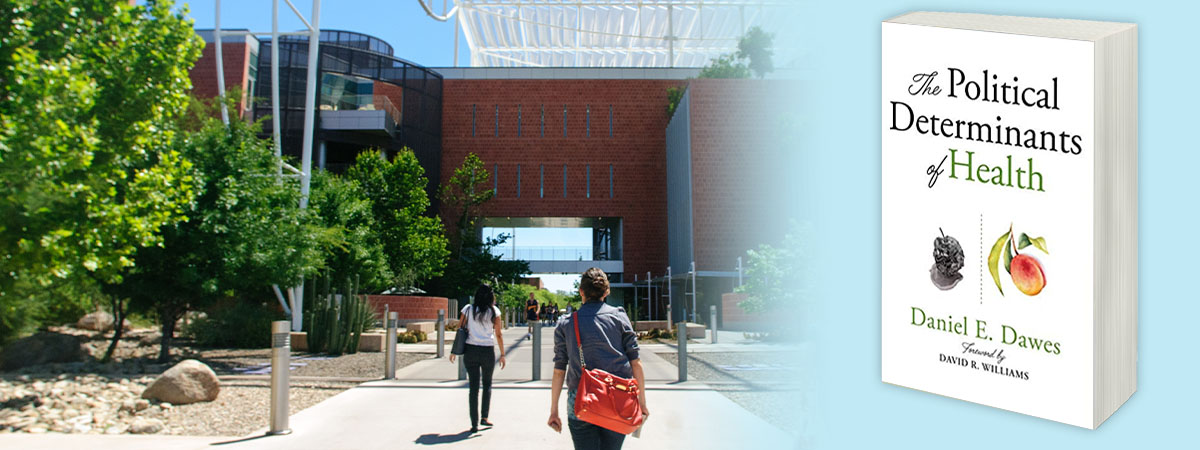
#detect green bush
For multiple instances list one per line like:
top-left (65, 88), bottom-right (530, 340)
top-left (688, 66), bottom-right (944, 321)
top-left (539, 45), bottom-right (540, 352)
top-left (398, 329), bottom-right (427, 344)
top-left (185, 300), bottom-right (285, 348)
top-left (637, 328), bottom-right (675, 341)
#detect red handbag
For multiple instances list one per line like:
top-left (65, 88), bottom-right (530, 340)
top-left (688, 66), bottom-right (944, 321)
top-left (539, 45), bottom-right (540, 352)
top-left (572, 312), bottom-right (644, 434)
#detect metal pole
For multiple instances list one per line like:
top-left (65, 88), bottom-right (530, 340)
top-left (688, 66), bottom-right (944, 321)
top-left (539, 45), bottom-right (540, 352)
top-left (271, 0), bottom-right (283, 173)
top-left (385, 312), bottom-right (397, 379)
top-left (268, 321), bottom-right (291, 435)
top-left (532, 321), bottom-right (542, 381)
top-left (665, 266), bottom-right (671, 321)
top-left (677, 321), bottom-right (687, 382)
top-left (458, 355), bottom-right (467, 381)
top-left (690, 261), bottom-right (698, 323)
top-left (437, 309), bottom-right (446, 358)
top-left (737, 256), bottom-right (743, 287)
top-left (213, 0), bottom-right (229, 124)
top-left (645, 271), bottom-right (651, 321)
top-left (298, 0), bottom-right (319, 210)
top-left (710, 305), bottom-right (718, 344)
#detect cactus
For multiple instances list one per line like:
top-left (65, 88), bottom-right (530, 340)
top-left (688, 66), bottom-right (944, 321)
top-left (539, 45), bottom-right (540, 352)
top-left (303, 273), bottom-right (378, 354)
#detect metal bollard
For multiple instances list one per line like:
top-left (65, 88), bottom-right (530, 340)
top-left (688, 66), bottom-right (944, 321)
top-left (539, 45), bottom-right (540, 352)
top-left (268, 321), bottom-right (292, 435)
top-left (532, 321), bottom-right (541, 381)
top-left (437, 309), bottom-right (446, 358)
top-left (458, 355), bottom-right (467, 380)
top-left (677, 321), bottom-right (688, 382)
top-left (710, 305), bottom-right (718, 344)
top-left (385, 312), bottom-right (398, 379)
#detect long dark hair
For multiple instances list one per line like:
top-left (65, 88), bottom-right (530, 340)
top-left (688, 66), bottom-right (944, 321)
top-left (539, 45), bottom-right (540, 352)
top-left (471, 284), bottom-right (495, 322)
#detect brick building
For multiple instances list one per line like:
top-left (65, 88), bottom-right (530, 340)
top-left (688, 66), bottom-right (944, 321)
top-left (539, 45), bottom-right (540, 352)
top-left (190, 30), bottom-right (786, 323)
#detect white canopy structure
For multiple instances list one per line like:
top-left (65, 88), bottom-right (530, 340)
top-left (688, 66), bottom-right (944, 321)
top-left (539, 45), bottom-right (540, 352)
top-left (423, 0), bottom-right (799, 67)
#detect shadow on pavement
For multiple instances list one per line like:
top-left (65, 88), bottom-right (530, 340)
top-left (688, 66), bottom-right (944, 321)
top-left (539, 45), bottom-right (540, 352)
top-left (414, 430), bottom-right (477, 445)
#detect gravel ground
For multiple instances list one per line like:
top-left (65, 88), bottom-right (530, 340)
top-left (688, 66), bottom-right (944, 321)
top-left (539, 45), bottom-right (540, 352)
top-left (204, 349), bottom-right (431, 379)
top-left (656, 351), bottom-right (811, 440)
top-left (160, 381), bottom-right (351, 436)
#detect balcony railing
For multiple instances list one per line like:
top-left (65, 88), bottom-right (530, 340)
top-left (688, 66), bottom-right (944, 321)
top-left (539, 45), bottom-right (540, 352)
top-left (493, 246), bottom-right (596, 261)
top-left (319, 93), bottom-right (401, 126)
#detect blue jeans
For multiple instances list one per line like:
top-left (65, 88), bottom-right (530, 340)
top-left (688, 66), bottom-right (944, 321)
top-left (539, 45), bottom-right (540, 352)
top-left (568, 418), bottom-right (626, 450)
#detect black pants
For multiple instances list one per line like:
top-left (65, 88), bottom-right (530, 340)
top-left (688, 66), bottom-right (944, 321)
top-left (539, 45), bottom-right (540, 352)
top-left (568, 418), bottom-right (626, 450)
top-left (463, 344), bottom-right (495, 428)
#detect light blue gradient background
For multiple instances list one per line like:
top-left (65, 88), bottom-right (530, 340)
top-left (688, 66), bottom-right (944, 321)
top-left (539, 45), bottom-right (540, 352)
top-left (795, 1), bottom-right (1198, 448)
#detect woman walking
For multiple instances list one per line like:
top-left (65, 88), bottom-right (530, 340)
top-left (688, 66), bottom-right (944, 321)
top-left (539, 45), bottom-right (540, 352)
top-left (449, 284), bottom-right (507, 433)
top-left (548, 268), bottom-right (648, 450)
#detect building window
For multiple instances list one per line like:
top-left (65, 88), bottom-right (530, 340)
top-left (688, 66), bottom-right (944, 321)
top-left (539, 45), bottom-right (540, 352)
top-left (518, 104), bottom-right (522, 137)
top-left (609, 105), bottom-right (613, 137)
top-left (563, 164), bottom-right (568, 198)
top-left (540, 105), bottom-right (545, 137)
top-left (609, 164), bottom-right (614, 198)
top-left (494, 104), bottom-right (499, 137)
top-left (586, 105), bottom-right (591, 138)
top-left (562, 105), bottom-right (568, 137)
top-left (471, 104), bottom-right (476, 137)
top-left (539, 165), bottom-right (544, 198)
top-left (493, 164), bottom-right (499, 196)
top-left (516, 164), bottom-right (521, 198)
top-left (586, 165), bottom-right (591, 198)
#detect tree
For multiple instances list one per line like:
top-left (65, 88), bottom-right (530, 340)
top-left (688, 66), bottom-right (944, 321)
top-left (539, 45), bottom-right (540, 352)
top-left (735, 222), bottom-right (809, 318)
top-left (112, 116), bottom-right (330, 361)
top-left (736, 26), bottom-right (776, 79)
top-left (430, 153), bottom-right (529, 300)
top-left (346, 149), bottom-right (448, 291)
top-left (699, 54), bottom-right (752, 79)
top-left (308, 171), bottom-right (391, 292)
top-left (0, 0), bottom-right (201, 296)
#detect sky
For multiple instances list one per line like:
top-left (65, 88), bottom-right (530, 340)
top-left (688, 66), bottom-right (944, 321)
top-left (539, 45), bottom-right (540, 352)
top-left (178, 0), bottom-right (469, 68)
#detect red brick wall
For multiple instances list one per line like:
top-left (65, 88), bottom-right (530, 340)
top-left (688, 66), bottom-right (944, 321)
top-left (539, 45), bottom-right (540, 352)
top-left (366, 295), bottom-right (449, 323)
top-left (189, 41), bottom-right (251, 113)
top-left (440, 79), bottom-right (684, 279)
top-left (686, 79), bottom-right (790, 272)
top-left (372, 81), bottom-right (404, 117)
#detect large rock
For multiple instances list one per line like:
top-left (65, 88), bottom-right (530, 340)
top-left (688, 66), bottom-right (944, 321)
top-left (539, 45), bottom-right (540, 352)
top-left (0, 332), bottom-right (86, 370)
top-left (76, 312), bottom-right (114, 331)
top-left (141, 359), bottom-right (220, 404)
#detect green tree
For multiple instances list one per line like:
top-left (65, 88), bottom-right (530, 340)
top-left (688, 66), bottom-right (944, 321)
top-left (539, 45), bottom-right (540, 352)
top-left (0, 0), bottom-right (201, 296)
top-left (736, 26), bottom-right (776, 79)
top-left (699, 54), bottom-right (752, 79)
top-left (112, 116), bottom-right (330, 361)
top-left (497, 283), bottom-right (537, 311)
top-left (430, 153), bottom-right (529, 300)
top-left (346, 149), bottom-right (448, 291)
top-left (735, 222), bottom-right (809, 317)
top-left (308, 171), bottom-right (391, 292)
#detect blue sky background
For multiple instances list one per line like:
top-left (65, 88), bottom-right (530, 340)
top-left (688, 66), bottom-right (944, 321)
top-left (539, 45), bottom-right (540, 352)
top-left (179, 0), bottom-right (469, 67)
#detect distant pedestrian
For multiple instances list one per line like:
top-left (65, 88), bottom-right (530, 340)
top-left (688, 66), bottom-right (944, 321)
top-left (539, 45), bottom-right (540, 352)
top-left (526, 293), bottom-right (540, 334)
top-left (450, 284), bottom-right (507, 433)
top-left (548, 268), bottom-right (648, 449)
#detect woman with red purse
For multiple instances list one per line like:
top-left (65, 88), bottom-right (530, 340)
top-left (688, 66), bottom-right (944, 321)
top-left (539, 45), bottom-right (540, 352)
top-left (548, 268), bottom-right (649, 450)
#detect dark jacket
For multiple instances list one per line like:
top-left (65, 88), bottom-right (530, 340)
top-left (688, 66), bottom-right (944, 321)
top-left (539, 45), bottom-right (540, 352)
top-left (553, 301), bottom-right (640, 391)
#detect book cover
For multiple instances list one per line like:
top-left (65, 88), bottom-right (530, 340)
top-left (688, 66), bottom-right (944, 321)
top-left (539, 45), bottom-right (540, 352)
top-left (881, 13), bottom-right (1134, 428)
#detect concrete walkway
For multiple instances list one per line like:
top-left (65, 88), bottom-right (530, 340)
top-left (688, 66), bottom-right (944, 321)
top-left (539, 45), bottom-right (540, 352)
top-left (0, 327), bottom-right (798, 449)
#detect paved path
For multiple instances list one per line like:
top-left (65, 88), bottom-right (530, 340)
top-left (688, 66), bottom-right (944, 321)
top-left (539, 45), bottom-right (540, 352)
top-left (0, 327), bottom-right (799, 449)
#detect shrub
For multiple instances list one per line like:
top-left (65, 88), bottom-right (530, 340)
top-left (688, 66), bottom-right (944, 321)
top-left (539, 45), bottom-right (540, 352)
top-left (303, 276), bottom-right (376, 355)
top-left (398, 329), bottom-right (427, 344)
top-left (185, 300), bottom-right (285, 348)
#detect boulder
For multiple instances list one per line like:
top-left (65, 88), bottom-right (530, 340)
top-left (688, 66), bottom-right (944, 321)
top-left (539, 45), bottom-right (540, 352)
top-left (0, 332), bottom-right (86, 371)
top-left (76, 312), bottom-right (114, 331)
top-left (130, 417), bottom-right (163, 434)
top-left (140, 359), bottom-right (220, 404)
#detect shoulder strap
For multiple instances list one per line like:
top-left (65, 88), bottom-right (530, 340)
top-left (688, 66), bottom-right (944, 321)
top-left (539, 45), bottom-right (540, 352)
top-left (573, 311), bottom-right (587, 369)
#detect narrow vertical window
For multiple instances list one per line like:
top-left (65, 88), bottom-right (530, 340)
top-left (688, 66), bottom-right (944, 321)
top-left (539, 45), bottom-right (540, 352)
top-left (562, 164), bottom-right (568, 198)
top-left (493, 164), bottom-right (499, 195)
top-left (609, 164), bottom-right (614, 198)
top-left (516, 164), bottom-right (522, 198)
top-left (609, 105), bottom-right (613, 137)
top-left (517, 105), bottom-right (522, 137)
top-left (586, 105), bottom-right (591, 138)
top-left (494, 104), bottom-right (499, 137)
top-left (539, 165), bottom-right (544, 198)
top-left (562, 105), bottom-right (568, 137)
top-left (540, 105), bottom-right (545, 137)
top-left (471, 104), bottom-right (476, 137)
top-left (586, 165), bottom-right (591, 198)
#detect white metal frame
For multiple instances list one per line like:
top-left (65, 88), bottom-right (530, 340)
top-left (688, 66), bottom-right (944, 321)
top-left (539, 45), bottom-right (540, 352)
top-left (214, 0), bottom-right (321, 332)
top-left (421, 0), bottom-right (795, 68)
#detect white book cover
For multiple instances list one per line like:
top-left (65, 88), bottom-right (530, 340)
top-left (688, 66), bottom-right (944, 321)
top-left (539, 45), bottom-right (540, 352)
top-left (881, 13), bottom-right (1135, 428)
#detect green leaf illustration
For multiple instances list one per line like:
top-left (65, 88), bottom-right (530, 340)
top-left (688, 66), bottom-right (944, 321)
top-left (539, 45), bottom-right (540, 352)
top-left (1003, 239), bottom-right (1014, 274)
top-left (988, 229), bottom-right (1011, 296)
top-left (1017, 233), bottom-right (1049, 254)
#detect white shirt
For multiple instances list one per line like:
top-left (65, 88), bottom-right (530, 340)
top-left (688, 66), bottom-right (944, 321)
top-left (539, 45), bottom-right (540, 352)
top-left (461, 305), bottom-right (501, 347)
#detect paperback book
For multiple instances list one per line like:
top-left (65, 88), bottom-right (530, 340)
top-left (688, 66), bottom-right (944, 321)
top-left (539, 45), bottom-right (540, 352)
top-left (880, 12), bottom-right (1137, 429)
